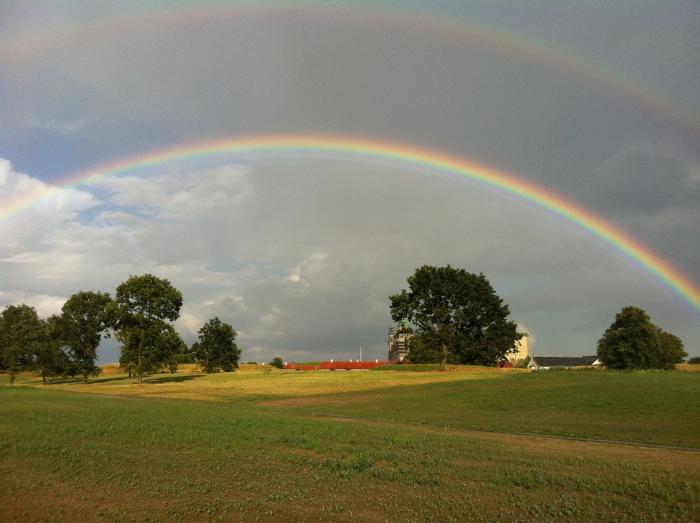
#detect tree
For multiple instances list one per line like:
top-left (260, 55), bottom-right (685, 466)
top-left (59, 291), bottom-right (113, 382)
top-left (159, 326), bottom-right (188, 373)
top-left (0, 305), bottom-right (45, 384)
top-left (657, 328), bottom-right (687, 369)
top-left (269, 356), bottom-right (284, 369)
top-left (36, 316), bottom-right (69, 383)
top-left (118, 321), bottom-right (185, 378)
top-left (112, 274), bottom-right (183, 383)
top-left (688, 356), bottom-right (700, 365)
top-left (596, 306), bottom-right (664, 370)
top-left (389, 265), bottom-right (521, 367)
top-left (194, 317), bottom-right (240, 372)
top-left (189, 342), bottom-right (200, 365)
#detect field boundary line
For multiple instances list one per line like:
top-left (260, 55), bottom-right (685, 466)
top-left (289, 411), bottom-right (700, 453)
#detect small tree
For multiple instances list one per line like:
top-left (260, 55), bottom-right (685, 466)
top-left (597, 307), bottom-right (663, 370)
top-left (657, 329), bottom-right (687, 369)
top-left (36, 316), bottom-right (69, 383)
top-left (112, 274), bottom-right (183, 383)
top-left (0, 305), bottom-right (45, 384)
top-left (158, 326), bottom-right (188, 373)
top-left (59, 291), bottom-right (113, 382)
top-left (270, 356), bottom-right (284, 369)
top-left (515, 355), bottom-right (531, 369)
top-left (194, 317), bottom-right (240, 372)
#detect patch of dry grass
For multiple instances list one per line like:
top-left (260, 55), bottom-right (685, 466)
top-left (11, 365), bottom-right (501, 404)
top-left (676, 363), bottom-right (700, 372)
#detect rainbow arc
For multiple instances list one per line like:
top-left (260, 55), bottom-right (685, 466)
top-left (2, 133), bottom-right (698, 313)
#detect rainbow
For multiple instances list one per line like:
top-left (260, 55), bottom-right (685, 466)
top-left (3, 133), bottom-right (699, 313)
top-left (1, 2), bottom-right (698, 138)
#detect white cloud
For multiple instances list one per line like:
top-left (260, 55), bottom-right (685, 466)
top-left (0, 159), bottom-right (100, 259)
top-left (287, 252), bottom-right (329, 285)
top-left (94, 164), bottom-right (251, 217)
top-left (0, 290), bottom-right (66, 318)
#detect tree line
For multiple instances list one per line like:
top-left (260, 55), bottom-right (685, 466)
top-left (390, 265), bottom-right (687, 369)
top-left (2, 266), bottom-right (689, 381)
top-left (0, 274), bottom-right (240, 384)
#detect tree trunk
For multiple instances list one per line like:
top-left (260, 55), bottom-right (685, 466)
top-left (10, 372), bottom-right (16, 385)
top-left (42, 373), bottom-right (47, 385)
top-left (137, 328), bottom-right (144, 384)
top-left (84, 346), bottom-right (91, 383)
top-left (441, 343), bottom-right (449, 370)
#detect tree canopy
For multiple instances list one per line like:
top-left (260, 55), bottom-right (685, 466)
top-left (597, 306), bottom-right (686, 370)
top-left (193, 317), bottom-right (240, 372)
top-left (389, 265), bottom-right (521, 367)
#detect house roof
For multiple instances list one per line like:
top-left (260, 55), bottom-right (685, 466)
top-left (580, 355), bottom-right (599, 365)
top-left (532, 356), bottom-right (598, 367)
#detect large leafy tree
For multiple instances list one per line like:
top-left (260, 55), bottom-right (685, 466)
top-left (112, 274), bottom-right (183, 383)
top-left (0, 305), bottom-right (46, 384)
top-left (389, 265), bottom-right (521, 367)
top-left (597, 306), bottom-right (664, 370)
top-left (59, 291), bottom-right (113, 382)
top-left (194, 317), bottom-right (240, 372)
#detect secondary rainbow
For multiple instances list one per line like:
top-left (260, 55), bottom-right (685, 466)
top-left (3, 133), bottom-right (699, 313)
top-left (1, 2), bottom-right (698, 137)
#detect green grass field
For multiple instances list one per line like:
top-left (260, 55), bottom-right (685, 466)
top-left (1, 367), bottom-right (699, 521)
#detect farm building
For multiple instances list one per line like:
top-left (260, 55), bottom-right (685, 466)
top-left (506, 335), bottom-right (529, 364)
top-left (387, 319), bottom-right (413, 362)
top-left (528, 355), bottom-right (601, 370)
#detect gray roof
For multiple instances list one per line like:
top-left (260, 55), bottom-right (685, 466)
top-left (532, 356), bottom-right (598, 367)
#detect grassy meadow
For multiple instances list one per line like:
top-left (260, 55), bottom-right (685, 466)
top-left (1, 366), bottom-right (699, 521)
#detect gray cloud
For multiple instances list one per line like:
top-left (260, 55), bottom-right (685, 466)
top-left (579, 144), bottom-right (700, 216)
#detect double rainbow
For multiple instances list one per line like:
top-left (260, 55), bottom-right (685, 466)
top-left (2, 134), bottom-right (699, 313)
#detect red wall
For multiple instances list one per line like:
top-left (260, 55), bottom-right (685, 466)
top-left (283, 361), bottom-right (388, 370)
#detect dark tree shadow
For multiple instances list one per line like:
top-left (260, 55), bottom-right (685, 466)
top-left (84, 375), bottom-right (133, 384)
top-left (40, 375), bottom-right (130, 385)
top-left (145, 374), bottom-right (206, 384)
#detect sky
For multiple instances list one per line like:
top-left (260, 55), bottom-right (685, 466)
top-left (1, 0), bottom-right (698, 363)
